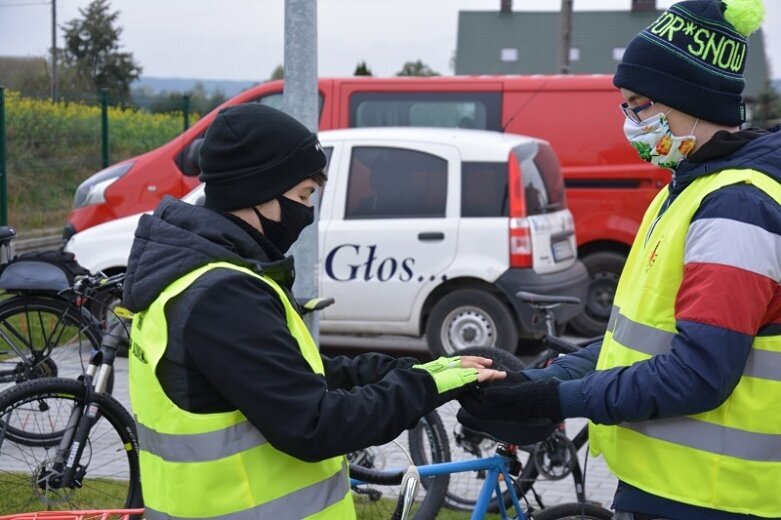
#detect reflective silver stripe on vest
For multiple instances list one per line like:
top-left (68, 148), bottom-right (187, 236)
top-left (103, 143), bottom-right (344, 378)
top-left (623, 417), bottom-right (781, 462)
top-left (608, 308), bottom-right (675, 357)
top-left (745, 348), bottom-right (781, 381)
top-left (137, 420), bottom-right (268, 463)
top-left (607, 307), bottom-right (781, 382)
top-left (145, 460), bottom-right (350, 520)
top-left (606, 306), bottom-right (620, 334)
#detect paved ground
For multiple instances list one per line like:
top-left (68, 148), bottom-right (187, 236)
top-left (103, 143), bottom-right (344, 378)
top-left (1, 336), bottom-right (619, 511)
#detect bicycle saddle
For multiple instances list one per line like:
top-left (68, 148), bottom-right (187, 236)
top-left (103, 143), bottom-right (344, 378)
top-left (456, 407), bottom-right (558, 446)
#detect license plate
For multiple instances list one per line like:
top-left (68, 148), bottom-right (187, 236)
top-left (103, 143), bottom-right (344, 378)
top-left (551, 239), bottom-right (574, 262)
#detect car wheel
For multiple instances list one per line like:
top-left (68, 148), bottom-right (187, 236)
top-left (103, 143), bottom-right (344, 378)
top-left (569, 251), bottom-right (625, 337)
top-left (425, 289), bottom-right (518, 356)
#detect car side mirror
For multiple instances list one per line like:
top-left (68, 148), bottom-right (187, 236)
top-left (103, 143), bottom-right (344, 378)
top-left (179, 137), bottom-right (204, 177)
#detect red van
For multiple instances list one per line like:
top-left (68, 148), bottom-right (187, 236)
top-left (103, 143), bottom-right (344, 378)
top-left (65, 76), bottom-right (669, 335)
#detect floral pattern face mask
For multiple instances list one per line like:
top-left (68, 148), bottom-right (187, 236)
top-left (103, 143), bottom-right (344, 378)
top-left (623, 111), bottom-right (698, 170)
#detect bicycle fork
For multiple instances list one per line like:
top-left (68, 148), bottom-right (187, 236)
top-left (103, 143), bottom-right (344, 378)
top-left (41, 324), bottom-right (123, 491)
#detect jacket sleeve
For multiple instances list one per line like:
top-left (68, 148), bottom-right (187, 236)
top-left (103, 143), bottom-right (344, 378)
top-left (523, 340), bottom-right (601, 382)
top-left (182, 272), bottom-right (445, 462)
top-left (559, 185), bottom-right (779, 424)
top-left (323, 354), bottom-right (419, 390)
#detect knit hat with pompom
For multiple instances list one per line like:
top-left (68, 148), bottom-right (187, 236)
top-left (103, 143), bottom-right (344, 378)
top-left (613, 0), bottom-right (764, 126)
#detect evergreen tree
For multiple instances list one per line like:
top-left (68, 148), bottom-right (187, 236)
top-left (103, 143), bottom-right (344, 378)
top-left (61, 0), bottom-right (142, 104)
top-left (270, 64), bottom-right (285, 81)
top-left (396, 60), bottom-right (439, 77)
top-left (354, 61), bottom-right (373, 76)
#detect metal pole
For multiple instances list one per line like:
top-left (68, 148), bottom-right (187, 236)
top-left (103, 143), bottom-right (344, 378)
top-left (183, 94), bottom-right (190, 131)
top-left (100, 88), bottom-right (109, 168)
top-left (51, 0), bottom-right (57, 101)
top-left (284, 0), bottom-right (320, 340)
top-left (0, 87), bottom-right (8, 226)
top-left (557, 0), bottom-right (574, 74)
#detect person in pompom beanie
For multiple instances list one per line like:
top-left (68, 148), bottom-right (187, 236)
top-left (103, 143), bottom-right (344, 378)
top-left (122, 104), bottom-right (505, 520)
top-left (458, 1), bottom-right (781, 518)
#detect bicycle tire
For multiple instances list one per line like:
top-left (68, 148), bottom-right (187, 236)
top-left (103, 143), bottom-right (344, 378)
top-left (349, 411), bottom-right (448, 520)
top-left (531, 502), bottom-right (613, 520)
top-left (0, 377), bottom-right (142, 512)
top-left (0, 295), bottom-right (107, 383)
top-left (456, 346), bottom-right (527, 371)
top-left (0, 295), bottom-right (114, 447)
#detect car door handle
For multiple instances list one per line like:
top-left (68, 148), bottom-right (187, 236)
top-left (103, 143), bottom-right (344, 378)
top-left (418, 232), bottom-right (445, 242)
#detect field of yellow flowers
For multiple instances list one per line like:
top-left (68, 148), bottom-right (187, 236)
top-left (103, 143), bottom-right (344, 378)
top-left (4, 91), bottom-right (199, 231)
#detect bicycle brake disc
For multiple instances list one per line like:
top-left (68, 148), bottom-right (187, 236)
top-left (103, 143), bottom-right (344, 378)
top-left (532, 430), bottom-right (578, 481)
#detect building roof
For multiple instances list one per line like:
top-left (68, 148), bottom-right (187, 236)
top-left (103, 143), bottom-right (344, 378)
top-left (455, 10), bottom-right (769, 99)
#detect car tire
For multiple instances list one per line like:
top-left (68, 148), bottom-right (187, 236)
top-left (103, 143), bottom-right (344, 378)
top-left (569, 250), bottom-right (625, 337)
top-left (425, 289), bottom-right (518, 357)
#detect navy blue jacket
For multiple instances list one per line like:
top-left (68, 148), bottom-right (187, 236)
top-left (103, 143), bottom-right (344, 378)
top-left (526, 126), bottom-right (781, 520)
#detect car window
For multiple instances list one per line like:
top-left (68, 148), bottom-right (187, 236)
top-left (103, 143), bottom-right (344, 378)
top-left (349, 92), bottom-right (501, 130)
top-left (514, 144), bottom-right (566, 215)
top-left (461, 162), bottom-right (508, 217)
top-left (345, 147), bottom-right (447, 219)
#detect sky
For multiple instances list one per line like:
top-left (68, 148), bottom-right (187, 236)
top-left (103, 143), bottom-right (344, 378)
top-left (1, 0), bottom-right (779, 82)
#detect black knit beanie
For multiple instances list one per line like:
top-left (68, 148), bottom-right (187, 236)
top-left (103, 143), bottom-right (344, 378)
top-left (613, 0), bottom-right (764, 126)
top-left (198, 104), bottom-right (326, 211)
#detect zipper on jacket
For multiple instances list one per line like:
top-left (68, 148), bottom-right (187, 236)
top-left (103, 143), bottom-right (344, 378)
top-left (644, 195), bottom-right (673, 247)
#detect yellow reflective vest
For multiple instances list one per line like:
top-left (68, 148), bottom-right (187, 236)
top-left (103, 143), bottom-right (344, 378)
top-left (129, 262), bottom-right (355, 520)
top-left (589, 169), bottom-right (781, 517)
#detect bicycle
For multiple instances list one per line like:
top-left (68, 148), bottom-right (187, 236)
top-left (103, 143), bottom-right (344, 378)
top-left (349, 403), bottom-right (612, 520)
top-left (0, 318), bottom-right (142, 513)
top-left (435, 292), bottom-right (601, 513)
top-left (0, 262), bottom-right (125, 393)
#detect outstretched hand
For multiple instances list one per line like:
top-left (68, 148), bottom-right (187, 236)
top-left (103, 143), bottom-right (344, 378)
top-left (458, 373), bottom-right (563, 423)
top-left (458, 355), bottom-right (507, 383)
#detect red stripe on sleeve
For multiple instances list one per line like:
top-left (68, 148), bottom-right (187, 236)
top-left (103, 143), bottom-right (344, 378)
top-left (676, 262), bottom-right (777, 335)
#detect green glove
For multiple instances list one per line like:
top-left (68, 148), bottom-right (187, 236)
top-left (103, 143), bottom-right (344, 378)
top-left (413, 357), bottom-right (478, 394)
top-left (427, 367), bottom-right (479, 394)
top-left (413, 356), bottom-right (461, 374)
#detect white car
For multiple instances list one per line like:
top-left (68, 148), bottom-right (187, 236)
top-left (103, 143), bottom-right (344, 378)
top-left (65, 127), bottom-right (588, 355)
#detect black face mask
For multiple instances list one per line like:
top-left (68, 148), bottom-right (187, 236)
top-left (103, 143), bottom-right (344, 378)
top-left (253, 196), bottom-right (315, 253)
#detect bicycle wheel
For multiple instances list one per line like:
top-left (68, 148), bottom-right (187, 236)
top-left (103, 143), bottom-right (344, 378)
top-left (437, 345), bottom-right (530, 511)
top-left (531, 502), bottom-right (613, 519)
top-left (0, 295), bottom-right (104, 388)
top-left (350, 411), bottom-right (448, 520)
top-left (0, 377), bottom-right (142, 513)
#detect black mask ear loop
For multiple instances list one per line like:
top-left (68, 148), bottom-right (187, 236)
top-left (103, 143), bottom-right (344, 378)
top-left (252, 207), bottom-right (266, 232)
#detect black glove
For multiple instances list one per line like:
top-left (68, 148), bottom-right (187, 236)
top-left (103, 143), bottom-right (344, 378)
top-left (458, 372), bottom-right (563, 423)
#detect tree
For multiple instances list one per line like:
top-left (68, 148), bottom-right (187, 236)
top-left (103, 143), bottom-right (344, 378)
top-left (396, 60), bottom-right (439, 77)
top-left (752, 81), bottom-right (781, 128)
top-left (270, 64), bottom-right (284, 81)
top-left (145, 82), bottom-right (227, 115)
top-left (354, 61), bottom-right (373, 76)
top-left (61, 0), bottom-right (142, 104)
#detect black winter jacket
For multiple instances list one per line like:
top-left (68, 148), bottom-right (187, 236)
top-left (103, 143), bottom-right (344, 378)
top-left (123, 197), bottom-right (445, 462)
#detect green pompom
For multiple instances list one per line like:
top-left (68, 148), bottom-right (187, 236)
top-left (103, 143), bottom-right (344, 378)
top-left (723, 0), bottom-right (765, 37)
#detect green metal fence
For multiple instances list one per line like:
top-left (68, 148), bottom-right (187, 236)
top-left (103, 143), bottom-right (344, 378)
top-left (0, 86), bottom-right (195, 231)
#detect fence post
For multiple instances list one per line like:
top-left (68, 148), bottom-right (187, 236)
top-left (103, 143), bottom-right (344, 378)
top-left (0, 87), bottom-right (7, 226)
top-left (100, 88), bottom-right (109, 168)
top-left (183, 94), bottom-right (190, 132)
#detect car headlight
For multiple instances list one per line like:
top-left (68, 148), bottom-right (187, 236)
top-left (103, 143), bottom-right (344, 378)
top-left (73, 162), bottom-right (134, 209)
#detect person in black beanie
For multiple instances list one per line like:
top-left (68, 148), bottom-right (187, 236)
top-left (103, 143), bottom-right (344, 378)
top-left (122, 103), bottom-right (505, 520)
top-left (459, 1), bottom-right (781, 519)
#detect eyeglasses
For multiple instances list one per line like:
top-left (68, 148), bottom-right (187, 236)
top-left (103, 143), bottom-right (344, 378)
top-left (620, 100), bottom-right (655, 124)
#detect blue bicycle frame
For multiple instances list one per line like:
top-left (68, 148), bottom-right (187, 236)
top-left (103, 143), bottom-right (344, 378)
top-left (352, 450), bottom-right (529, 520)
